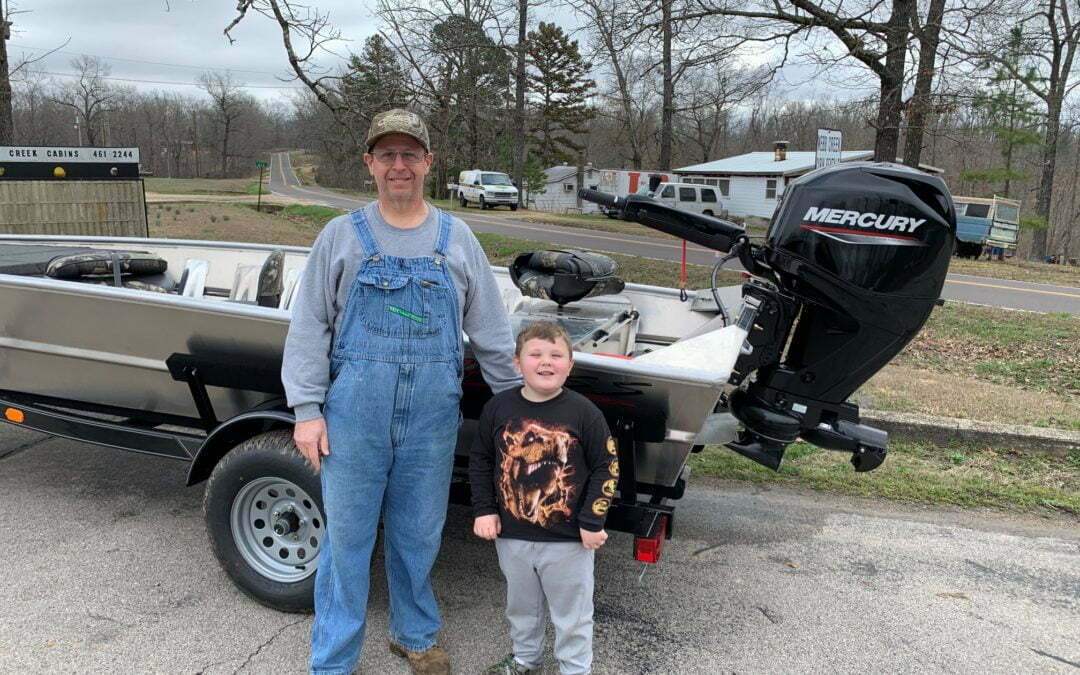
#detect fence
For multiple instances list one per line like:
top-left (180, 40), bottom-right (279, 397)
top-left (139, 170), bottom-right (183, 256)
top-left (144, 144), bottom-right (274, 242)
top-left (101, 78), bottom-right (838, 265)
top-left (0, 180), bottom-right (148, 237)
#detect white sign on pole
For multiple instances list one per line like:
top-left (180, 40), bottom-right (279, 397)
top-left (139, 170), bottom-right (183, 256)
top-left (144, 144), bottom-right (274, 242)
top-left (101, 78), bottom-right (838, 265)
top-left (815, 129), bottom-right (842, 169)
top-left (0, 146), bottom-right (140, 163)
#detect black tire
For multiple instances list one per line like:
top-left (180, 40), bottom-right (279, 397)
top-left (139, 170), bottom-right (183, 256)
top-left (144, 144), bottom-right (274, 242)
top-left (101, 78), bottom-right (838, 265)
top-left (204, 429), bottom-right (323, 613)
top-left (510, 205), bottom-right (518, 211)
top-left (703, 209), bottom-right (714, 217)
top-left (459, 194), bottom-right (468, 208)
top-left (480, 196), bottom-right (488, 210)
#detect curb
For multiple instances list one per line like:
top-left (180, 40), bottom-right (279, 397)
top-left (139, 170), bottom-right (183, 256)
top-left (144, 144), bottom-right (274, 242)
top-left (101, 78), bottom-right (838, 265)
top-left (861, 410), bottom-right (1079, 458)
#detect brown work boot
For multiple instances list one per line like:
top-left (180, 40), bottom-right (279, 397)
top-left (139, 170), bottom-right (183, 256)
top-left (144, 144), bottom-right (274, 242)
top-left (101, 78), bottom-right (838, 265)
top-left (389, 641), bottom-right (451, 675)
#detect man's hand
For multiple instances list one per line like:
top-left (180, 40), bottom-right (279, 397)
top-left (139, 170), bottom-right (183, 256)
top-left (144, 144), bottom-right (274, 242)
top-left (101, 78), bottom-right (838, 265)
top-left (294, 417), bottom-right (330, 471)
top-left (580, 528), bottom-right (608, 550)
top-left (473, 514), bottom-right (501, 540)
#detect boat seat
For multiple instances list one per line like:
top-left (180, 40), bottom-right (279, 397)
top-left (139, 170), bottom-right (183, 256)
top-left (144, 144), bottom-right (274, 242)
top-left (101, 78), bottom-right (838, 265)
top-left (175, 259), bottom-right (209, 298)
top-left (279, 267), bottom-right (303, 310)
top-left (509, 250), bottom-right (624, 306)
top-left (230, 249), bottom-right (285, 307)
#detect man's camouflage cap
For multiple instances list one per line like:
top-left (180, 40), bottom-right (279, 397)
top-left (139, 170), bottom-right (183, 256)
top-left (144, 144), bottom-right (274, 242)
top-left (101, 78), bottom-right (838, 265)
top-left (365, 108), bottom-right (430, 153)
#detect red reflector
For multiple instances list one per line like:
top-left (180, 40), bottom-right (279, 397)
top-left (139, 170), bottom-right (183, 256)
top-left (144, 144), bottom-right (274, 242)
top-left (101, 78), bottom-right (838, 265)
top-left (634, 514), bottom-right (669, 564)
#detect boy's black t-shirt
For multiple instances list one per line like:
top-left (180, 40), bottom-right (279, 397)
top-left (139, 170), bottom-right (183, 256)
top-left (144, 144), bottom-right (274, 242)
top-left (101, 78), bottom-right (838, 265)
top-left (469, 387), bottom-right (617, 541)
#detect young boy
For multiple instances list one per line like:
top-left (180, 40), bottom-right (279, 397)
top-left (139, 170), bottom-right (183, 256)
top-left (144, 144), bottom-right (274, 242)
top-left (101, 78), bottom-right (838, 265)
top-left (470, 320), bottom-right (617, 675)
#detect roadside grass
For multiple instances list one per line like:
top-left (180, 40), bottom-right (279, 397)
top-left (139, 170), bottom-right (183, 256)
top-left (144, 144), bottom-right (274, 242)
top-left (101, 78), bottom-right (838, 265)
top-left (948, 256), bottom-right (1080, 288)
top-left (857, 364), bottom-right (1080, 430)
top-left (896, 302), bottom-right (1079, 397)
top-left (144, 177), bottom-right (257, 195)
top-left (689, 441), bottom-right (1080, 517)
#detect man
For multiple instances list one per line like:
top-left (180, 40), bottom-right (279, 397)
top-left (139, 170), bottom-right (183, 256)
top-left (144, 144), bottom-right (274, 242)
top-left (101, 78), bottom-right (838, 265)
top-left (282, 109), bottom-right (519, 675)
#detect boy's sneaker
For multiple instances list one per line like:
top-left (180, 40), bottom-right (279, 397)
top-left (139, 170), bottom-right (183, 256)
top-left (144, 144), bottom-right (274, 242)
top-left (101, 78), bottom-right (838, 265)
top-left (484, 653), bottom-right (538, 674)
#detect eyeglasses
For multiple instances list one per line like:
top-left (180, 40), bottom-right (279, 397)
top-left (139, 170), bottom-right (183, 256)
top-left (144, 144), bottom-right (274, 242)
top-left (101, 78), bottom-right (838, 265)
top-left (371, 149), bottom-right (429, 165)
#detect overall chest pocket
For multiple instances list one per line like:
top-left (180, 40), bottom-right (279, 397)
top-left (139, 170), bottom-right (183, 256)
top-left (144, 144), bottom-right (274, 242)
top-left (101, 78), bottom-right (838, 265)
top-left (352, 272), bottom-right (439, 339)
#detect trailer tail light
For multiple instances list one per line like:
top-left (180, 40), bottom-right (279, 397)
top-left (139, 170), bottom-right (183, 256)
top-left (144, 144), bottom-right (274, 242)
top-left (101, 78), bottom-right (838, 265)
top-left (5, 408), bottom-right (24, 423)
top-left (634, 514), bottom-right (669, 564)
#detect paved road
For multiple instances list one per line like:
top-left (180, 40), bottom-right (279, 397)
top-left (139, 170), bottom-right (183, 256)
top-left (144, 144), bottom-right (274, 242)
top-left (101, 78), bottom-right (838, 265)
top-left (270, 153), bottom-right (1080, 315)
top-left (3, 423), bottom-right (1078, 673)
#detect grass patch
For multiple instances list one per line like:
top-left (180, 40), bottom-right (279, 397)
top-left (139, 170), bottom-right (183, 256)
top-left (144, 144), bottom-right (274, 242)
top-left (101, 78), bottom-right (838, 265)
top-left (280, 204), bottom-right (345, 222)
top-left (144, 177), bottom-right (258, 195)
top-left (897, 302), bottom-right (1080, 396)
top-left (690, 440), bottom-right (1080, 517)
top-left (948, 256), bottom-right (1080, 288)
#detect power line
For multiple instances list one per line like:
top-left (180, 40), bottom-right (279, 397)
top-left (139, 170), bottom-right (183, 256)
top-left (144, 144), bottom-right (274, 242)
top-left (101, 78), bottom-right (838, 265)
top-left (22, 69), bottom-right (307, 91)
top-left (10, 42), bottom-right (286, 77)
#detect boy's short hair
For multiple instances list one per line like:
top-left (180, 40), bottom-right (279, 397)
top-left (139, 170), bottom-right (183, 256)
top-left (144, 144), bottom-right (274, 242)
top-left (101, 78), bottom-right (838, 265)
top-left (515, 321), bottom-right (573, 356)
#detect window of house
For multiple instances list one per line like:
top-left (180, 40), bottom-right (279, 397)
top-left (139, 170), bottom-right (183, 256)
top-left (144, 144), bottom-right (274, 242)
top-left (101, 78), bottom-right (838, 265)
top-left (564, 183), bottom-right (575, 192)
top-left (701, 188), bottom-right (717, 203)
top-left (679, 187), bottom-right (697, 201)
top-left (766, 178), bottom-right (777, 199)
top-left (717, 179), bottom-right (730, 197)
top-left (660, 185), bottom-right (675, 198)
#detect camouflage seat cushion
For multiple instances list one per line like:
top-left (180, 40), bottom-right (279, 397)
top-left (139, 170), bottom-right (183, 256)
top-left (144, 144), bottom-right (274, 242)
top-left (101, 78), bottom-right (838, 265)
top-left (45, 251), bottom-right (168, 279)
top-left (509, 249), bottom-right (625, 306)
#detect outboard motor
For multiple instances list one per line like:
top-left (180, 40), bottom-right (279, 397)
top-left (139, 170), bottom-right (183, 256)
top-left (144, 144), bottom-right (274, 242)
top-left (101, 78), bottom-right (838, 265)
top-left (580, 162), bottom-right (955, 473)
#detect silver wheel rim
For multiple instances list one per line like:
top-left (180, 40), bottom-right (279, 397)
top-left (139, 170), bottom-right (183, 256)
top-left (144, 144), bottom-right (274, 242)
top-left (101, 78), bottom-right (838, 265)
top-left (230, 477), bottom-right (324, 583)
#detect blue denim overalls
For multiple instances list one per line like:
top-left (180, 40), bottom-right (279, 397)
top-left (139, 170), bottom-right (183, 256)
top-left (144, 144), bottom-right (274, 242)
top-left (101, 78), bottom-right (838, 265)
top-left (310, 207), bottom-right (462, 674)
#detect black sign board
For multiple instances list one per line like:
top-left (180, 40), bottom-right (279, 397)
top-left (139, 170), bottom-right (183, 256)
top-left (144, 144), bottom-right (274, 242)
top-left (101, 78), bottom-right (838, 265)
top-left (0, 146), bottom-right (141, 179)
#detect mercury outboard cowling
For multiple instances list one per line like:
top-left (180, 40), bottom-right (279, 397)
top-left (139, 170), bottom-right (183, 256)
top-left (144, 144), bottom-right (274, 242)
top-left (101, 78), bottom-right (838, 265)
top-left (578, 162), bottom-right (954, 473)
top-left (727, 162), bottom-right (955, 471)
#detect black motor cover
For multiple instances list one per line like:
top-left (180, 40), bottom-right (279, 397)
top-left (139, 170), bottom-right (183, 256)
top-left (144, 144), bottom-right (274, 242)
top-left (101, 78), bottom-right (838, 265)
top-left (759, 162), bottom-right (955, 405)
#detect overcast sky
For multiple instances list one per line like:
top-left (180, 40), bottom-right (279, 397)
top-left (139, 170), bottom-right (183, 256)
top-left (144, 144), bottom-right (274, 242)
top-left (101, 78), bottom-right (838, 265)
top-left (9, 1), bottom-right (863, 117)
top-left (11, 0), bottom-right (379, 101)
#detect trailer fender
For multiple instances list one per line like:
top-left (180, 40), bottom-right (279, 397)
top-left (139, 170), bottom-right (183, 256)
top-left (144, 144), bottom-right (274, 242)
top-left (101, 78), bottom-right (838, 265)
top-left (187, 410), bottom-right (295, 486)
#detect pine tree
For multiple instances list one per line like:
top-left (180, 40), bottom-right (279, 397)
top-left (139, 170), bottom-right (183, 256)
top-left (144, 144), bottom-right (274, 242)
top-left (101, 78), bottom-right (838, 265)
top-left (340, 35), bottom-right (408, 127)
top-left (526, 22), bottom-right (596, 166)
top-left (960, 28), bottom-right (1043, 200)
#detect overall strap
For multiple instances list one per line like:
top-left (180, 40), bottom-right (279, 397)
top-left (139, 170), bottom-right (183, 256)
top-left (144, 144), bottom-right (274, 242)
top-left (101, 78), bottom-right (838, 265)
top-left (349, 207), bottom-right (381, 259)
top-left (434, 209), bottom-right (453, 260)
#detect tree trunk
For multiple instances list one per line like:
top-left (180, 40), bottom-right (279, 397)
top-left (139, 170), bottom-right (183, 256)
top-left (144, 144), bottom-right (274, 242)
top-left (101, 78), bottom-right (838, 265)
top-left (221, 118), bottom-right (231, 178)
top-left (901, 0), bottom-right (944, 168)
top-left (513, 0), bottom-right (527, 207)
top-left (873, 0), bottom-right (910, 162)
top-left (1033, 94), bottom-right (1061, 260)
top-left (0, 16), bottom-right (12, 145)
top-left (658, 0), bottom-right (674, 170)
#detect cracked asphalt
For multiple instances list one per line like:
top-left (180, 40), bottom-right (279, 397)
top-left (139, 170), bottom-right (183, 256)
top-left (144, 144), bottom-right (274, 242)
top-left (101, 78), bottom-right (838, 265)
top-left (2, 423), bottom-right (1078, 673)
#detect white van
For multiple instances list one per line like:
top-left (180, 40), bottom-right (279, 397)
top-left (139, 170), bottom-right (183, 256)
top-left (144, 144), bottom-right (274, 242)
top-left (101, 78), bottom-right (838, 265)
top-left (650, 182), bottom-right (724, 217)
top-left (458, 170), bottom-right (520, 210)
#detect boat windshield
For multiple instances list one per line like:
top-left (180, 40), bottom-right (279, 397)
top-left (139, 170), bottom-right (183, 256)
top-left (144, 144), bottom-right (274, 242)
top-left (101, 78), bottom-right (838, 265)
top-left (481, 173), bottom-right (513, 186)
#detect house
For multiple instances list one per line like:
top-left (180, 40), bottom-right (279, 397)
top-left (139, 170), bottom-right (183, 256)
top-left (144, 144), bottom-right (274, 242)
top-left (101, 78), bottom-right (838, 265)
top-left (531, 165), bottom-right (672, 214)
top-left (673, 144), bottom-right (874, 220)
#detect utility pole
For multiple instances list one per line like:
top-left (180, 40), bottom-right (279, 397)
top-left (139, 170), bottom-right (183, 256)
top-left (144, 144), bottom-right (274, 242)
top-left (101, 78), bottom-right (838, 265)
top-left (0, 0), bottom-right (14, 144)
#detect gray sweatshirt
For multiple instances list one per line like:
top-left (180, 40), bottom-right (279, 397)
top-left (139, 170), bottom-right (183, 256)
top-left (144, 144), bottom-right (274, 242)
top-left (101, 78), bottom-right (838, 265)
top-left (282, 201), bottom-right (520, 422)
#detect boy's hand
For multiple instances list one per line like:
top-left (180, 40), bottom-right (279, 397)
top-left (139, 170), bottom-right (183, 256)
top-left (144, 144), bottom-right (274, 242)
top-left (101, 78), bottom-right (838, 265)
top-left (473, 515), bottom-right (501, 540)
top-left (580, 528), bottom-right (608, 550)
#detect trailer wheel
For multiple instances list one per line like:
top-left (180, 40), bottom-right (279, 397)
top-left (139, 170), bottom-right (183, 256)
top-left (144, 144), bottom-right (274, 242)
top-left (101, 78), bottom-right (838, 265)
top-left (204, 429), bottom-right (323, 613)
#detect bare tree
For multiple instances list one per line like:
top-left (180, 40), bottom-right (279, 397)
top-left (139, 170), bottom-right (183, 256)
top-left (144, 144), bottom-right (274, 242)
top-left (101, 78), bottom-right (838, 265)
top-left (51, 55), bottom-right (117, 146)
top-left (197, 71), bottom-right (248, 177)
top-left (957, 0), bottom-right (1080, 260)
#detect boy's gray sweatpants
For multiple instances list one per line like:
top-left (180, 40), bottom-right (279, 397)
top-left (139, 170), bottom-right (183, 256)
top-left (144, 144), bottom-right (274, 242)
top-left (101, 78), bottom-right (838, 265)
top-left (495, 538), bottom-right (595, 675)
